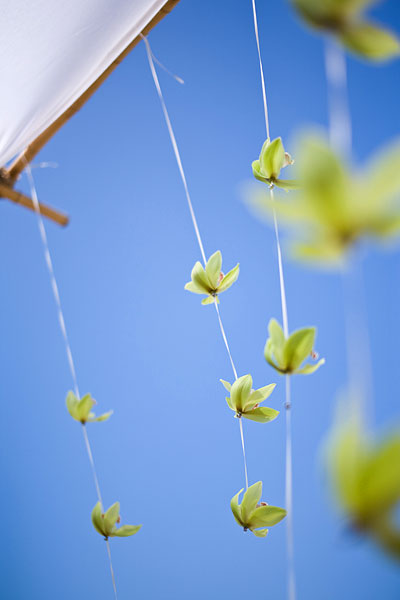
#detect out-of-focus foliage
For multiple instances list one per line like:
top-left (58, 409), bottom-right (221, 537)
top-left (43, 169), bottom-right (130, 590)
top-left (249, 135), bottom-right (400, 266)
top-left (220, 374), bottom-right (278, 423)
top-left (230, 481), bottom-right (286, 537)
top-left (91, 501), bottom-right (142, 539)
top-left (292, 0), bottom-right (400, 61)
top-left (328, 410), bottom-right (400, 560)
top-left (264, 318), bottom-right (324, 375)
top-left (252, 137), bottom-right (298, 191)
top-left (184, 250), bottom-right (239, 305)
top-left (66, 391), bottom-right (113, 424)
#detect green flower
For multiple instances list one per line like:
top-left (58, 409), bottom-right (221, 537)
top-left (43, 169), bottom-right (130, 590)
top-left (252, 137), bottom-right (299, 191)
top-left (220, 375), bottom-right (278, 423)
top-left (184, 250), bottom-right (239, 305)
top-left (328, 411), bottom-right (400, 559)
top-left (66, 391), bottom-right (113, 424)
top-left (91, 501), bottom-right (142, 540)
top-left (292, 0), bottom-right (400, 61)
top-left (264, 319), bottom-right (325, 375)
top-left (231, 481), bottom-right (286, 537)
top-left (251, 135), bottom-right (400, 265)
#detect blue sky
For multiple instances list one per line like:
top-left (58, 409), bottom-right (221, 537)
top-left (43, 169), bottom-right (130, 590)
top-left (1, 1), bottom-right (400, 598)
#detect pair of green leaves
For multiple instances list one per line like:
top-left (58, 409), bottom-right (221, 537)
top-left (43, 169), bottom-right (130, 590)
top-left (252, 137), bottom-right (298, 191)
top-left (184, 250), bottom-right (239, 305)
top-left (292, 0), bottom-right (400, 61)
top-left (265, 319), bottom-right (324, 375)
top-left (66, 391), bottom-right (113, 424)
top-left (251, 135), bottom-right (400, 265)
top-left (231, 481), bottom-right (286, 537)
top-left (91, 501), bottom-right (142, 540)
top-left (329, 413), bottom-right (400, 559)
top-left (220, 375), bottom-right (278, 423)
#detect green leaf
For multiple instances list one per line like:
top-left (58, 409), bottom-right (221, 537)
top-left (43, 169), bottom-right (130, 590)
top-left (184, 281), bottom-right (206, 294)
top-left (260, 138), bottom-right (285, 179)
top-left (88, 410), bottom-right (113, 423)
top-left (104, 502), bottom-right (120, 534)
top-left (268, 319), bottom-right (285, 366)
top-left (340, 21), bottom-right (400, 62)
top-left (77, 394), bottom-right (95, 422)
top-left (201, 295), bottom-right (216, 305)
top-left (230, 489), bottom-right (244, 526)
top-left (91, 501), bottom-right (105, 537)
top-left (252, 159), bottom-right (269, 183)
top-left (220, 379), bottom-right (232, 392)
top-left (361, 436), bottom-right (400, 520)
top-left (284, 327), bottom-right (316, 372)
top-left (296, 358), bottom-right (325, 375)
top-left (225, 396), bottom-right (235, 411)
top-left (205, 251), bottom-right (222, 289)
top-left (248, 505), bottom-right (287, 528)
top-left (264, 339), bottom-right (284, 373)
top-left (191, 262), bottom-right (212, 294)
top-left (66, 391), bottom-right (78, 419)
top-left (241, 481), bottom-right (262, 524)
top-left (274, 179), bottom-right (300, 191)
top-left (231, 375), bottom-right (252, 412)
top-left (113, 524), bottom-right (142, 537)
top-left (363, 140), bottom-right (400, 208)
top-left (252, 527), bottom-right (269, 538)
top-left (243, 406), bottom-right (279, 423)
top-left (218, 264), bottom-right (240, 293)
top-left (243, 383), bottom-right (276, 411)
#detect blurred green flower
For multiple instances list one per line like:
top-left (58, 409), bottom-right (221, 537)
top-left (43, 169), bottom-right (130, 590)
top-left (184, 250), bottom-right (239, 305)
top-left (264, 318), bottom-right (325, 375)
top-left (292, 0), bottom-right (400, 61)
top-left (231, 481), bottom-right (286, 537)
top-left (66, 391), bottom-right (112, 424)
top-left (252, 137), bottom-right (299, 191)
top-left (91, 501), bottom-right (142, 540)
top-left (220, 374), bottom-right (278, 423)
top-left (328, 411), bottom-right (400, 559)
top-left (251, 135), bottom-right (400, 265)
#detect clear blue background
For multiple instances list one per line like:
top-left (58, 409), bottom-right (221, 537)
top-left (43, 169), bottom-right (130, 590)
top-left (1, 1), bottom-right (400, 598)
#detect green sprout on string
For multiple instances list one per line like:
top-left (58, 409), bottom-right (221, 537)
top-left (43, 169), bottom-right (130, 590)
top-left (328, 411), bottom-right (400, 560)
top-left (251, 135), bottom-right (400, 265)
top-left (220, 375), bottom-right (278, 423)
top-left (184, 250), bottom-right (239, 305)
top-left (230, 481), bottom-right (286, 537)
top-left (252, 137), bottom-right (299, 191)
top-left (91, 501), bottom-right (142, 540)
top-left (265, 319), bottom-right (325, 376)
top-left (292, 0), bottom-right (400, 61)
top-left (66, 391), bottom-right (113, 424)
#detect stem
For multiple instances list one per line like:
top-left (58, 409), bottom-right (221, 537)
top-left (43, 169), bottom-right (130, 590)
top-left (81, 425), bottom-right (103, 505)
top-left (271, 188), bottom-right (289, 337)
top-left (285, 375), bottom-right (296, 600)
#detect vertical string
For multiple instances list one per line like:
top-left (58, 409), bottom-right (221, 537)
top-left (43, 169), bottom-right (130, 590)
top-left (250, 3), bottom-right (295, 599)
top-left (324, 38), bottom-right (352, 156)
top-left (106, 539), bottom-right (118, 600)
top-left (24, 163), bottom-right (117, 598)
top-left (142, 35), bottom-right (250, 488)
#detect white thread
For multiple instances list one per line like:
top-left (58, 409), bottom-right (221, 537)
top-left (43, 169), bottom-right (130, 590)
top-left (324, 38), bottom-right (352, 156)
top-left (141, 34), bottom-right (206, 265)
top-left (142, 35), bottom-right (251, 489)
top-left (106, 539), bottom-right (118, 600)
top-left (24, 164), bottom-right (117, 597)
top-left (239, 418), bottom-right (249, 490)
top-left (250, 5), bottom-right (295, 599)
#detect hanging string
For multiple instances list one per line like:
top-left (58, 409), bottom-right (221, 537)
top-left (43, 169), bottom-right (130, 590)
top-left (324, 38), bottom-right (352, 156)
top-left (141, 34), bottom-right (250, 488)
top-left (250, 3), bottom-right (295, 599)
top-left (24, 163), bottom-right (117, 600)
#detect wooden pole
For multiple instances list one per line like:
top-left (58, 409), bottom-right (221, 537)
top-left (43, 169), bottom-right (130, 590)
top-left (0, 182), bottom-right (69, 226)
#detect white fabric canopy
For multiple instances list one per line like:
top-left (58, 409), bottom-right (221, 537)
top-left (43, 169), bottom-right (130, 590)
top-left (0, 0), bottom-right (170, 167)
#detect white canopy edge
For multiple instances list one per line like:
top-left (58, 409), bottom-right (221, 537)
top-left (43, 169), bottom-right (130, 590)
top-left (0, 0), bottom-right (171, 168)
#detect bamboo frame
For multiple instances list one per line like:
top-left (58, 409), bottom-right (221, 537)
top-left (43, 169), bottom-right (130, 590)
top-left (0, 0), bottom-right (180, 226)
